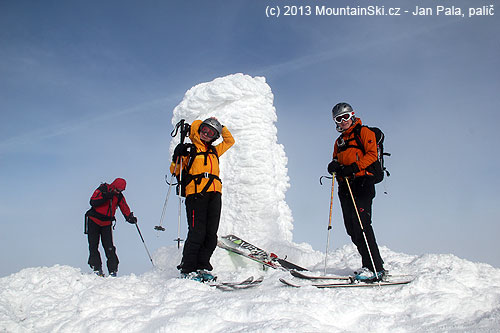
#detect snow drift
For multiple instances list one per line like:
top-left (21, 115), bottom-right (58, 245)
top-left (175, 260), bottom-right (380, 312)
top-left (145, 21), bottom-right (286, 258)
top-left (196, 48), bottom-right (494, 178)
top-left (2, 246), bottom-right (500, 332)
top-left (1, 74), bottom-right (500, 332)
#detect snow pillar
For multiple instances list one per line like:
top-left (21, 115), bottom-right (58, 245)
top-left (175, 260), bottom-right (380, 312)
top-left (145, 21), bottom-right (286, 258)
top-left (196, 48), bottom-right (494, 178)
top-left (171, 73), bottom-right (293, 245)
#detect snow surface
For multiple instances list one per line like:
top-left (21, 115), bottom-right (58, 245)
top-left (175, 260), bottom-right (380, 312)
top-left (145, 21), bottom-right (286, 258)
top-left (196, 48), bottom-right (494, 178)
top-left (2, 247), bottom-right (500, 332)
top-left (2, 74), bottom-right (500, 332)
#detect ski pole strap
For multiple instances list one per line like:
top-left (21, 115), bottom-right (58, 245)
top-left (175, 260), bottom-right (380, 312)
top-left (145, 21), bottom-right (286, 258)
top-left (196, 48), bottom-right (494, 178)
top-left (171, 119), bottom-right (191, 145)
top-left (171, 119), bottom-right (185, 138)
top-left (319, 175), bottom-right (333, 185)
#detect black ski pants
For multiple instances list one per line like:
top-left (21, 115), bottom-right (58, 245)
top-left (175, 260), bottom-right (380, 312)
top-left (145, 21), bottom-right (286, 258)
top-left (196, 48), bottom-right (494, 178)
top-left (338, 176), bottom-right (384, 272)
top-left (181, 191), bottom-right (222, 273)
top-left (87, 219), bottom-right (119, 274)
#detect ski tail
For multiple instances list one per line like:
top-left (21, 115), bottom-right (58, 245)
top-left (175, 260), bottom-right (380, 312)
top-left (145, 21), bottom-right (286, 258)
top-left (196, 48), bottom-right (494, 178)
top-left (290, 270), bottom-right (351, 281)
top-left (211, 276), bottom-right (264, 291)
top-left (277, 259), bottom-right (307, 271)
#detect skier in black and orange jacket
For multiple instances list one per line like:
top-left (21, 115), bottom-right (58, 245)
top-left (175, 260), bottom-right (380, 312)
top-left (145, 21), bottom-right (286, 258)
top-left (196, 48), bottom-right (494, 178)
top-left (85, 178), bottom-right (137, 277)
top-left (170, 118), bottom-right (234, 280)
top-left (327, 102), bottom-right (385, 282)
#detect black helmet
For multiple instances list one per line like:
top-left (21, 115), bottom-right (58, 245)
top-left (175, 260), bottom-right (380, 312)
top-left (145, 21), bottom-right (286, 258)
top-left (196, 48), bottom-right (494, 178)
top-left (200, 117), bottom-right (222, 141)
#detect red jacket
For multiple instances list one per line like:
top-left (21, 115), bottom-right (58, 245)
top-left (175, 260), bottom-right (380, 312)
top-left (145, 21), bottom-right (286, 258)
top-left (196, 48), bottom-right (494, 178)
top-left (86, 178), bottom-right (131, 227)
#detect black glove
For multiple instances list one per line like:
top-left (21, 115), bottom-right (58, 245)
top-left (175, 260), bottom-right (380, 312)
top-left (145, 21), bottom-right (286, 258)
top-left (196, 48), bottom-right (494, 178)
top-left (102, 190), bottom-right (115, 200)
top-left (337, 163), bottom-right (360, 178)
top-left (126, 212), bottom-right (137, 224)
top-left (327, 160), bottom-right (341, 175)
top-left (172, 143), bottom-right (190, 162)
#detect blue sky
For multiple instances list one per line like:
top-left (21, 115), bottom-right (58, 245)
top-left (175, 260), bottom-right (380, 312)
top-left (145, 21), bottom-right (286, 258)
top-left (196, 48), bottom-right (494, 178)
top-left (1, 0), bottom-right (499, 277)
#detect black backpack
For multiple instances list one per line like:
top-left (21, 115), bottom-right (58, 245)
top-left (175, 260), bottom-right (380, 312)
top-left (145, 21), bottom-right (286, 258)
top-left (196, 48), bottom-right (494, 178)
top-left (337, 125), bottom-right (390, 184)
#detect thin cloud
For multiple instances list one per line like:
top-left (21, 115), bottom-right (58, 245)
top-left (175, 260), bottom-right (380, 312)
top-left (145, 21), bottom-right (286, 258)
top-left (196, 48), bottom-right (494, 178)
top-left (258, 18), bottom-right (458, 77)
top-left (0, 95), bottom-right (179, 154)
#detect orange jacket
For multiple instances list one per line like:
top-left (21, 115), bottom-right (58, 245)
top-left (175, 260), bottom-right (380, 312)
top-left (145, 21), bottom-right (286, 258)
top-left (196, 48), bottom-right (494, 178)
top-left (332, 118), bottom-right (378, 178)
top-left (170, 119), bottom-right (235, 196)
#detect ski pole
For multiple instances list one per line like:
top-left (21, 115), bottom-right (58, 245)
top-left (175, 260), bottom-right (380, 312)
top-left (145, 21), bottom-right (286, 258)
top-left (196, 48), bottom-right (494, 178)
top-left (135, 223), bottom-right (155, 267)
top-left (155, 160), bottom-right (180, 232)
top-left (345, 178), bottom-right (378, 281)
top-left (172, 119), bottom-right (190, 249)
top-left (174, 156), bottom-right (184, 249)
top-left (324, 175), bottom-right (335, 275)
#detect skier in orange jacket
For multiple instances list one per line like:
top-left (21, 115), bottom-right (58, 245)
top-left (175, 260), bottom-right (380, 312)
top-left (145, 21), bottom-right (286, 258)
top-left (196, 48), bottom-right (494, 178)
top-left (328, 103), bottom-right (385, 282)
top-left (170, 118), bottom-right (234, 280)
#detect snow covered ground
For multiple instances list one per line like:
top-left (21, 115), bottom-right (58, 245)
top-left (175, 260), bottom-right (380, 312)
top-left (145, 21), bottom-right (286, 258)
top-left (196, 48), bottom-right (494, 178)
top-left (1, 74), bottom-right (499, 332)
top-left (2, 245), bottom-right (500, 332)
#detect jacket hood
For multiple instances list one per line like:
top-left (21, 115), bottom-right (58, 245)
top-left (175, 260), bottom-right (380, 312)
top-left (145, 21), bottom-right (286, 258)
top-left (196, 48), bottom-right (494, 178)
top-left (110, 178), bottom-right (126, 191)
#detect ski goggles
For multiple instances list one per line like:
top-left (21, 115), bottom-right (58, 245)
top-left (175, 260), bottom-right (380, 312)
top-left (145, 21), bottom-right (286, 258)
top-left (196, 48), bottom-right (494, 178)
top-left (199, 124), bottom-right (218, 139)
top-left (334, 112), bottom-right (354, 124)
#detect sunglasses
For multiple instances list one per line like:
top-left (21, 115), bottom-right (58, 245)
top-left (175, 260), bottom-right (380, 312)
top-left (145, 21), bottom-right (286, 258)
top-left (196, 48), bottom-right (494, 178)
top-left (200, 124), bottom-right (217, 139)
top-left (334, 112), bottom-right (354, 124)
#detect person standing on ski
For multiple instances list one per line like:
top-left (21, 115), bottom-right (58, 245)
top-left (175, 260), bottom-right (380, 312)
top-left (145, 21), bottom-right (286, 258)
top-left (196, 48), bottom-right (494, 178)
top-left (85, 178), bottom-right (138, 277)
top-left (171, 118), bottom-right (234, 281)
top-left (327, 103), bottom-right (385, 281)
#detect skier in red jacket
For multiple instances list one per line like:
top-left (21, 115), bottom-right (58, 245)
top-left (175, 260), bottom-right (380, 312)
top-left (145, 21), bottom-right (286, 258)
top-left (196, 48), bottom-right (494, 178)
top-left (85, 178), bottom-right (137, 277)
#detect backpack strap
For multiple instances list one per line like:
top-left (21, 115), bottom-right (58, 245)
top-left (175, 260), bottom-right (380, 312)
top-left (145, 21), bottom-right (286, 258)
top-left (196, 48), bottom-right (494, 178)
top-left (184, 173), bottom-right (222, 195)
top-left (181, 144), bottom-right (221, 195)
top-left (87, 183), bottom-right (117, 221)
top-left (85, 208), bottom-right (116, 221)
top-left (184, 143), bottom-right (198, 172)
top-left (336, 124), bottom-right (366, 154)
top-left (184, 144), bottom-right (219, 172)
top-left (352, 125), bottom-right (366, 155)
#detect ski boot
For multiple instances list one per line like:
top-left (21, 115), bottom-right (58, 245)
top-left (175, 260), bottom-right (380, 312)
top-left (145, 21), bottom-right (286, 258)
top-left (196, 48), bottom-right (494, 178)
top-left (93, 269), bottom-right (105, 277)
top-left (181, 271), bottom-right (204, 282)
top-left (197, 270), bottom-right (216, 282)
top-left (354, 268), bottom-right (386, 282)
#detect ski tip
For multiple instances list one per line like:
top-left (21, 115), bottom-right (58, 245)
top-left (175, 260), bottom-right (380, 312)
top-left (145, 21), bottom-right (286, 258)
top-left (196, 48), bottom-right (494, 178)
top-left (253, 276), bottom-right (264, 283)
top-left (279, 278), bottom-right (301, 288)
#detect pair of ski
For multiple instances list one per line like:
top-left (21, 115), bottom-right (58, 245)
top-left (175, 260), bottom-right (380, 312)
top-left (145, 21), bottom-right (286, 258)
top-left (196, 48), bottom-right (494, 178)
top-left (218, 234), bottom-right (412, 289)
top-left (280, 270), bottom-right (412, 289)
top-left (210, 276), bottom-right (264, 291)
top-left (218, 234), bottom-right (308, 271)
